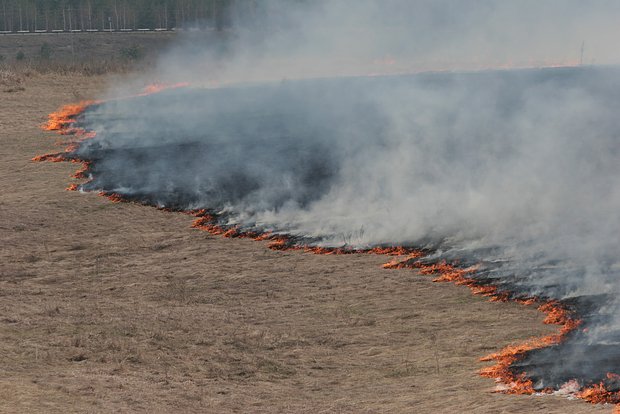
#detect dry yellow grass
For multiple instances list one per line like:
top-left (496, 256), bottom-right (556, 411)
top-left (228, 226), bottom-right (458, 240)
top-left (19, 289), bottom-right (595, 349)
top-left (0, 68), bottom-right (25, 92)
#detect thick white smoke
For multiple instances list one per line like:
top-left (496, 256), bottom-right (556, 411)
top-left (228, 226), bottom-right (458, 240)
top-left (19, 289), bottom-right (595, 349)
top-left (77, 0), bottom-right (620, 389)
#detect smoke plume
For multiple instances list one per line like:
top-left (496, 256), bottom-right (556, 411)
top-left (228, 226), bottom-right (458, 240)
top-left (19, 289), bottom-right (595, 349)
top-left (73, 0), bottom-right (620, 394)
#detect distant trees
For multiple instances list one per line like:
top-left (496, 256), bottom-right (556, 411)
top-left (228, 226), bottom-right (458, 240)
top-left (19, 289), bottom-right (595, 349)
top-left (0, 0), bottom-right (249, 32)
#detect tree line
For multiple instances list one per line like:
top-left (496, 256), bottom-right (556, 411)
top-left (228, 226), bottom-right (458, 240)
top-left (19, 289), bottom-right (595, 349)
top-left (0, 0), bottom-right (249, 32)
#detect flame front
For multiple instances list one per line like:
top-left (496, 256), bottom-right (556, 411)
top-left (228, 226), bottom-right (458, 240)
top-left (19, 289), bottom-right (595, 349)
top-left (479, 302), bottom-right (582, 395)
top-left (43, 101), bottom-right (96, 133)
top-left (141, 82), bottom-right (190, 95)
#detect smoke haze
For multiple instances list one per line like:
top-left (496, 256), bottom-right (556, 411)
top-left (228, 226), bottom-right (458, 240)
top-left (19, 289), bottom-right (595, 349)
top-left (73, 0), bottom-right (620, 392)
top-left (148, 0), bottom-right (620, 85)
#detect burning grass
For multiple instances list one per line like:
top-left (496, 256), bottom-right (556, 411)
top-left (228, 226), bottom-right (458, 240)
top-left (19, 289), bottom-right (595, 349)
top-left (34, 93), bottom-right (620, 413)
top-left (478, 303), bottom-right (581, 394)
top-left (32, 82), bottom-right (188, 192)
top-left (44, 101), bottom-right (97, 132)
top-left (190, 212), bottom-right (619, 410)
top-left (140, 82), bottom-right (190, 95)
top-left (382, 255), bottom-right (619, 409)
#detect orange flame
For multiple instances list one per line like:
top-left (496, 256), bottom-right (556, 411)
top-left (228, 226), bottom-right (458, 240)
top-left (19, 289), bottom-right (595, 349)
top-left (98, 192), bottom-right (127, 203)
top-left (34, 101), bottom-right (99, 195)
top-left (141, 82), bottom-right (190, 95)
top-left (577, 375), bottom-right (620, 409)
top-left (378, 254), bottom-right (618, 407)
top-left (43, 101), bottom-right (97, 133)
top-left (71, 161), bottom-right (92, 179)
top-left (479, 302), bottom-right (582, 395)
top-left (31, 153), bottom-right (66, 163)
top-left (36, 84), bottom-right (197, 207)
top-left (191, 213), bottom-right (425, 257)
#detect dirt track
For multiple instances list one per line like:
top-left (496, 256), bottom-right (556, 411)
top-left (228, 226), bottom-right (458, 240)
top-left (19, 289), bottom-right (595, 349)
top-left (0, 74), bottom-right (610, 413)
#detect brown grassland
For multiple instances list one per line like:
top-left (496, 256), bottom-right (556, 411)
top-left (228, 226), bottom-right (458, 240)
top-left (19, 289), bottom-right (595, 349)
top-left (0, 33), bottom-right (611, 413)
top-left (0, 32), bottom-right (175, 74)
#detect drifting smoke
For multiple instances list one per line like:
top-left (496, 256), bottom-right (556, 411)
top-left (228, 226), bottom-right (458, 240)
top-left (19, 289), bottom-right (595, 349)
top-left (147, 0), bottom-right (620, 85)
top-left (71, 0), bottom-right (620, 396)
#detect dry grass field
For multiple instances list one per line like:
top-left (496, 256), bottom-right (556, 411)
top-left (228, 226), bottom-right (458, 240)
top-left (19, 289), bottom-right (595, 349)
top-left (0, 69), bottom-right (612, 412)
top-left (0, 32), bottom-right (176, 74)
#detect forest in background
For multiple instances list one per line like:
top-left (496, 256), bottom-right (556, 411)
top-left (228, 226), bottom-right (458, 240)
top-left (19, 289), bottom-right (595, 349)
top-left (0, 0), bottom-right (263, 32)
